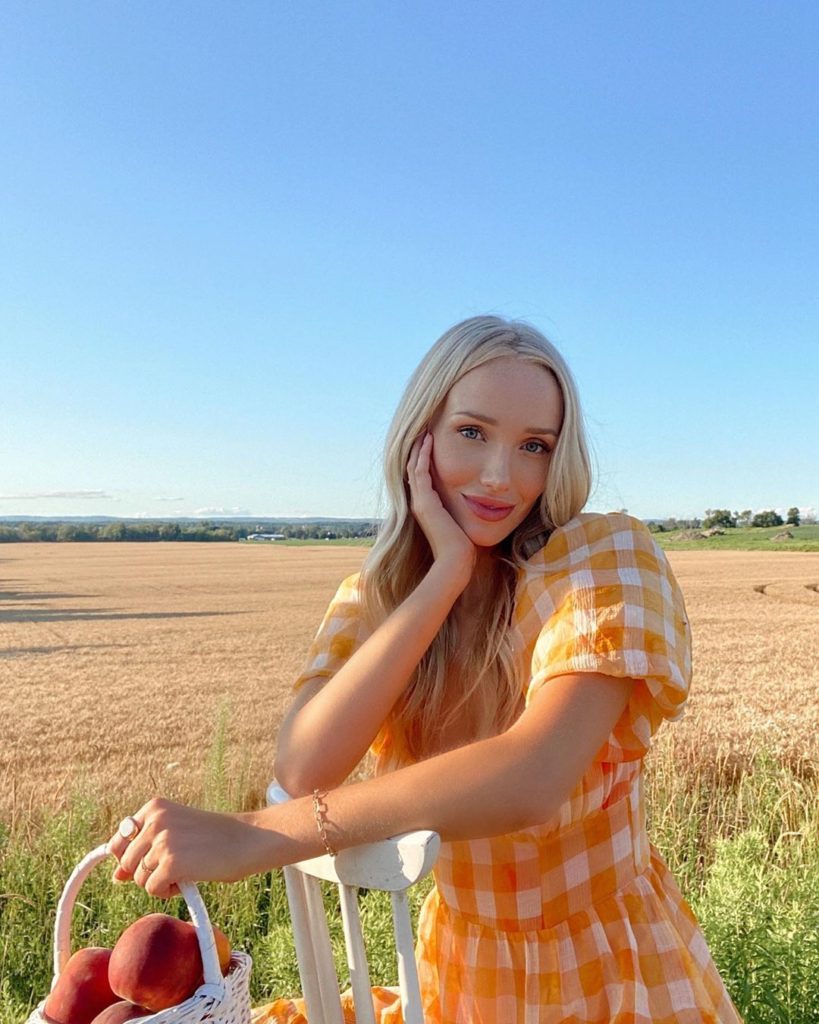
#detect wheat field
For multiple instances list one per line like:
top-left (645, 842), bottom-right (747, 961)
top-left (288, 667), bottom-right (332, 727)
top-left (2, 542), bottom-right (818, 823)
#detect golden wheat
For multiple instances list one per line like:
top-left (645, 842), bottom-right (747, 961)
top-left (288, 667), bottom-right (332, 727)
top-left (2, 543), bottom-right (818, 822)
top-left (1, 542), bottom-right (366, 821)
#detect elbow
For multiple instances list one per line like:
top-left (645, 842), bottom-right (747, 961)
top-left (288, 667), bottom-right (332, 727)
top-left (273, 752), bottom-right (345, 799)
top-left (488, 736), bottom-right (564, 833)
top-left (493, 793), bottom-right (561, 837)
top-left (272, 728), bottom-right (319, 797)
top-left (272, 754), bottom-right (315, 799)
top-left (515, 790), bottom-right (560, 831)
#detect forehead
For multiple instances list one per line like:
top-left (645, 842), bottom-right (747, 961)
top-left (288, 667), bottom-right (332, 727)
top-left (441, 356), bottom-right (563, 425)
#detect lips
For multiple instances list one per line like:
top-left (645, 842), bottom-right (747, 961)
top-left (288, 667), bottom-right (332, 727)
top-left (462, 494), bottom-right (516, 522)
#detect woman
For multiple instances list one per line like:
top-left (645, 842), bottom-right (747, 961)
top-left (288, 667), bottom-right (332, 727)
top-left (110, 316), bottom-right (742, 1022)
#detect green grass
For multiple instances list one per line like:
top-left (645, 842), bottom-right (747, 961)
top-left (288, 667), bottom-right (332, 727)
top-left (245, 526), bottom-right (819, 552)
top-left (645, 740), bottom-right (819, 1022)
top-left (654, 523), bottom-right (819, 552)
top-left (240, 526), bottom-right (819, 552)
top-left (3, 725), bottom-right (818, 1023)
top-left (240, 537), bottom-right (374, 547)
top-left (0, 794), bottom-right (426, 1024)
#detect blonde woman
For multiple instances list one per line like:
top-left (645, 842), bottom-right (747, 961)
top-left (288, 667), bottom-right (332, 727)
top-left (110, 317), bottom-right (742, 1022)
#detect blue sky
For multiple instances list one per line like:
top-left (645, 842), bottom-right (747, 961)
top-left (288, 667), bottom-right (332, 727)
top-left (2, 1), bottom-right (817, 521)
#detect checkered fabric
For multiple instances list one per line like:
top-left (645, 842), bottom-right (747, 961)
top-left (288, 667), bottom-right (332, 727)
top-left (294, 572), bottom-right (369, 690)
top-left (265, 513), bottom-right (742, 1023)
top-left (415, 774), bottom-right (741, 1022)
top-left (514, 512), bottom-right (693, 765)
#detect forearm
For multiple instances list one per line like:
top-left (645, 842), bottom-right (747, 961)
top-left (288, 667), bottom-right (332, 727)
top-left (248, 672), bottom-right (634, 874)
top-left (246, 730), bottom-right (550, 872)
top-left (274, 559), bottom-right (469, 795)
top-left (111, 674), bottom-right (632, 899)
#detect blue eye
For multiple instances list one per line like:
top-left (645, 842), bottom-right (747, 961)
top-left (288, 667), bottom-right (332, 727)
top-left (523, 440), bottom-right (551, 455)
top-left (459, 426), bottom-right (482, 440)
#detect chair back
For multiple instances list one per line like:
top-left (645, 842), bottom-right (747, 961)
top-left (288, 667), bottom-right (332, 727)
top-left (266, 781), bottom-right (440, 1024)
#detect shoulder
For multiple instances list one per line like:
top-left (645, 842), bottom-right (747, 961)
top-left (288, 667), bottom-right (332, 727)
top-left (320, 571), bottom-right (364, 620)
top-left (523, 512), bottom-right (657, 574)
top-left (334, 571), bottom-right (363, 598)
top-left (514, 512), bottom-right (679, 622)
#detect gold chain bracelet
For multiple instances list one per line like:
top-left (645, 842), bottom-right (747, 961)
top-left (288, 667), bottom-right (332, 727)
top-left (312, 789), bottom-right (337, 857)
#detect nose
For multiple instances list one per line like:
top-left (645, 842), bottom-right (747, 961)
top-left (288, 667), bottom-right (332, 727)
top-left (479, 445), bottom-right (512, 493)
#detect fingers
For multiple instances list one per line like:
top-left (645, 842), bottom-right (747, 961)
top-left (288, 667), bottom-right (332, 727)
top-left (407, 432), bottom-right (434, 500)
top-left (138, 857), bottom-right (180, 900)
top-left (108, 810), bottom-right (147, 866)
top-left (417, 432), bottom-right (433, 473)
top-left (406, 432), bottom-right (425, 478)
top-left (109, 799), bottom-right (177, 897)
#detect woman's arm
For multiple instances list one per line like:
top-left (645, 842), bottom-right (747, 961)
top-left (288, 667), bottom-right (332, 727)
top-left (275, 433), bottom-right (476, 795)
top-left (110, 670), bottom-right (633, 898)
top-left (274, 557), bottom-right (469, 795)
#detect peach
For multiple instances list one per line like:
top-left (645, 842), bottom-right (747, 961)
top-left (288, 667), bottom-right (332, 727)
top-left (109, 914), bottom-right (202, 1011)
top-left (212, 925), bottom-right (232, 975)
top-left (89, 1001), bottom-right (152, 1024)
top-left (43, 947), bottom-right (118, 1024)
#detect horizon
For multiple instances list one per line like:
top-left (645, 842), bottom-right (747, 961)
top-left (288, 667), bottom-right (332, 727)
top-left (1, 505), bottom-right (815, 526)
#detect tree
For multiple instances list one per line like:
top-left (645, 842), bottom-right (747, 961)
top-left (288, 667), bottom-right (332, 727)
top-left (786, 507), bottom-right (801, 527)
top-left (703, 509), bottom-right (736, 529)
top-left (735, 509), bottom-right (753, 528)
top-left (751, 510), bottom-right (784, 528)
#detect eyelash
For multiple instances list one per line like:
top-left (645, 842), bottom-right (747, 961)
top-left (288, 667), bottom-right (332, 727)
top-left (457, 426), bottom-right (552, 455)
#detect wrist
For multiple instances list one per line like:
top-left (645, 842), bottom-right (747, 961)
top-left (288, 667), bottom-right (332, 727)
top-left (426, 556), bottom-right (473, 596)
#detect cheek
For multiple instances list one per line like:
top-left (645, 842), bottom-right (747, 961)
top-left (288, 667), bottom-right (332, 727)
top-left (519, 459), bottom-right (551, 506)
top-left (430, 432), bottom-right (470, 489)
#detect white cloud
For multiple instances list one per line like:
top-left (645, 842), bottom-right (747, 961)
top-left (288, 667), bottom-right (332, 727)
top-left (193, 506), bottom-right (252, 517)
top-left (0, 490), bottom-right (114, 500)
top-left (153, 496), bottom-right (185, 502)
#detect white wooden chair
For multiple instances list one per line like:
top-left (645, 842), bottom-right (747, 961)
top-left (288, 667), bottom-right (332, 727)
top-left (266, 781), bottom-right (440, 1024)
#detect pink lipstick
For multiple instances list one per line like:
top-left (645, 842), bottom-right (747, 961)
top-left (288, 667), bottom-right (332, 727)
top-left (462, 494), bottom-right (515, 522)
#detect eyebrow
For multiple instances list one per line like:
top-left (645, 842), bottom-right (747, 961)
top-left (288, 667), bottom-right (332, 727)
top-left (452, 410), bottom-right (560, 437)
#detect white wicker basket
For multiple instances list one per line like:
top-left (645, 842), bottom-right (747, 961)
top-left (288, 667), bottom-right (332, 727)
top-left (26, 843), bottom-right (252, 1024)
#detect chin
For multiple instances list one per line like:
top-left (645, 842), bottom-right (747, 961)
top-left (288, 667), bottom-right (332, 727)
top-left (464, 521), bottom-right (519, 548)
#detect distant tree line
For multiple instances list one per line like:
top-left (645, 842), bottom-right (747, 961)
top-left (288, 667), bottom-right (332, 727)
top-left (0, 520), bottom-right (379, 543)
top-left (1, 511), bottom-right (810, 543)
top-left (701, 507), bottom-right (804, 529)
top-left (646, 517), bottom-right (703, 533)
top-left (271, 522), bottom-right (377, 540)
top-left (648, 507), bottom-right (810, 533)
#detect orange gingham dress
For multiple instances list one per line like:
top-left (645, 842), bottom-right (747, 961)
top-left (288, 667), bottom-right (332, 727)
top-left (259, 513), bottom-right (742, 1024)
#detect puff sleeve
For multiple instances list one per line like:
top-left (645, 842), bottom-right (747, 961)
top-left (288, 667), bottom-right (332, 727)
top-left (518, 513), bottom-right (692, 760)
top-left (292, 573), bottom-right (371, 691)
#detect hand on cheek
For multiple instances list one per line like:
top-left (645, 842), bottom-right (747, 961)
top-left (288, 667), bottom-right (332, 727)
top-left (407, 433), bottom-right (475, 575)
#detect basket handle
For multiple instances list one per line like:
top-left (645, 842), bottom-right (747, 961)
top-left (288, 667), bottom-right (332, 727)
top-left (52, 844), bottom-right (225, 1000)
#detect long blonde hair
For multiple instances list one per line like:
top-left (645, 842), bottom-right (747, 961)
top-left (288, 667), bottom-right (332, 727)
top-left (362, 316), bottom-right (591, 768)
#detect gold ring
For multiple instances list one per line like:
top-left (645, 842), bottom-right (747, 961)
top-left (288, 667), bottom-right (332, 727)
top-left (118, 816), bottom-right (141, 842)
top-left (140, 856), bottom-right (156, 874)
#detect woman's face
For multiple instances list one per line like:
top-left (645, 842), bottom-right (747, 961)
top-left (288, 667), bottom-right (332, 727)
top-left (427, 356), bottom-right (564, 548)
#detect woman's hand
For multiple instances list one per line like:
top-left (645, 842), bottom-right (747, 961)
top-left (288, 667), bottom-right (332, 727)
top-left (108, 798), bottom-right (275, 900)
top-left (407, 432), bottom-right (476, 582)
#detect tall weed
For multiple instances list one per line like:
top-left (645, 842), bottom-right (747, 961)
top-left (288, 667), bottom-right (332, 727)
top-left (3, 715), bottom-right (818, 1023)
top-left (646, 737), bottom-right (819, 1022)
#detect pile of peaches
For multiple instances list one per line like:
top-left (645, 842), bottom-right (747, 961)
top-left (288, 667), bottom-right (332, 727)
top-left (43, 914), bottom-right (233, 1024)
